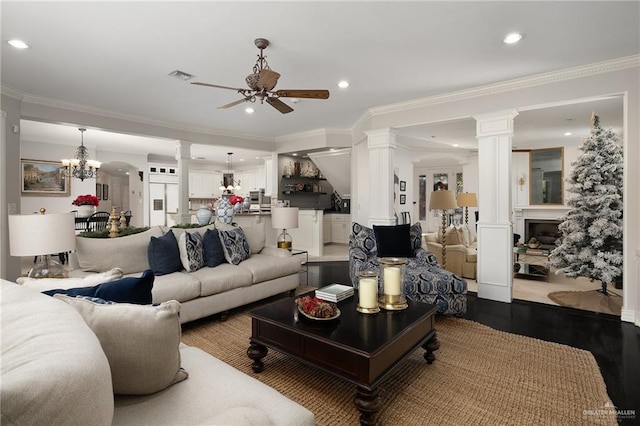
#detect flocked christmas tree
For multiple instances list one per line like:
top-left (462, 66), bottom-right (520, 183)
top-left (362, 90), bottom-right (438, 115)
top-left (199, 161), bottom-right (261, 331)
top-left (549, 114), bottom-right (623, 295)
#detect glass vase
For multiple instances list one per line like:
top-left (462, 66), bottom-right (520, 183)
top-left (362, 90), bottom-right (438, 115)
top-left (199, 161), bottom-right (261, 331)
top-left (378, 257), bottom-right (408, 310)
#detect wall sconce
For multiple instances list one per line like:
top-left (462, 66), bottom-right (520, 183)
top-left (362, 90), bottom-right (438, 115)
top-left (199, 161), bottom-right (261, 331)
top-left (518, 174), bottom-right (526, 191)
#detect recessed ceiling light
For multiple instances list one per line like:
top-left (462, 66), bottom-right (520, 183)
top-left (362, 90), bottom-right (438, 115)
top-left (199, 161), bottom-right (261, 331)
top-left (330, 148), bottom-right (337, 152)
top-left (8, 39), bottom-right (29, 49)
top-left (239, 158), bottom-right (244, 161)
top-left (564, 132), bottom-right (572, 136)
top-left (503, 32), bottom-right (524, 44)
top-left (338, 80), bottom-right (349, 89)
top-left (255, 156), bottom-right (260, 160)
top-left (292, 153), bottom-right (298, 156)
top-left (452, 144), bottom-right (459, 147)
top-left (125, 172), bottom-right (130, 175)
top-left (245, 107), bottom-right (254, 114)
top-left (290, 98), bottom-right (300, 104)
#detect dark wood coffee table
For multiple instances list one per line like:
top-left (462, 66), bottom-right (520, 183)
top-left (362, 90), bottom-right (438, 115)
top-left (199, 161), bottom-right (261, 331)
top-left (247, 295), bottom-right (439, 425)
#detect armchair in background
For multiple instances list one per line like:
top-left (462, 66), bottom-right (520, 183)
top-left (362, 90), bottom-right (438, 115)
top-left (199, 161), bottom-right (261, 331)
top-left (423, 225), bottom-right (477, 280)
top-left (349, 222), bottom-right (467, 315)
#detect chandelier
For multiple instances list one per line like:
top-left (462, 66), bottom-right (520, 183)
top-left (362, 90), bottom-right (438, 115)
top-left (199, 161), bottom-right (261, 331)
top-left (61, 128), bottom-right (101, 181)
top-left (219, 152), bottom-right (241, 194)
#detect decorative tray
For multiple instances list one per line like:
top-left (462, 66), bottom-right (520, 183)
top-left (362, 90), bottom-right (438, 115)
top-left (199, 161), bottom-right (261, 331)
top-left (297, 305), bottom-right (341, 322)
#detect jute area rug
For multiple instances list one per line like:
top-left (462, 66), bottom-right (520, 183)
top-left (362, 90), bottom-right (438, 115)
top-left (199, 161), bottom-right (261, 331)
top-left (181, 309), bottom-right (616, 425)
top-left (548, 289), bottom-right (622, 316)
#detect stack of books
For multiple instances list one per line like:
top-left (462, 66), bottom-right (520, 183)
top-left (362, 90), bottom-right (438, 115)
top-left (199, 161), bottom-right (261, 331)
top-left (315, 284), bottom-right (354, 302)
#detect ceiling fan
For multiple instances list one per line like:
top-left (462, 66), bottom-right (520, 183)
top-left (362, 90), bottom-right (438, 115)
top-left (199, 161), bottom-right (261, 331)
top-left (191, 38), bottom-right (329, 114)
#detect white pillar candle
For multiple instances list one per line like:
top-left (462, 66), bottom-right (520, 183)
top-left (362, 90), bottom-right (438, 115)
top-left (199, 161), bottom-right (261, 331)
top-left (383, 266), bottom-right (401, 295)
top-left (359, 278), bottom-right (378, 309)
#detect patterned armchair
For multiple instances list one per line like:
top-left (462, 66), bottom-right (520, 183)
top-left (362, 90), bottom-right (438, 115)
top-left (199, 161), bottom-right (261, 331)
top-left (349, 222), bottom-right (467, 315)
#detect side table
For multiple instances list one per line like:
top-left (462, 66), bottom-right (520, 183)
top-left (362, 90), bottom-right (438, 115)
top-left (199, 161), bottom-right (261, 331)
top-left (290, 249), bottom-right (308, 285)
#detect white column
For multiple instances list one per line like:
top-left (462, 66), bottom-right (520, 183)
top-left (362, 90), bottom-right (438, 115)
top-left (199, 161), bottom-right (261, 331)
top-left (175, 141), bottom-right (192, 225)
top-left (366, 129), bottom-right (396, 226)
top-left (473, 109), bottom-right (518, 303)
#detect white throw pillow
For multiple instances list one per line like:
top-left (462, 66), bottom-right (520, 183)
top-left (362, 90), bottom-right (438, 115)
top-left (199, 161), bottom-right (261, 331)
top-left (456, 225), bottom-right (471, 247)
top-left (54, 295), bottom-right (188, 395)
top-left (17, 268), bottom-right (124, 291)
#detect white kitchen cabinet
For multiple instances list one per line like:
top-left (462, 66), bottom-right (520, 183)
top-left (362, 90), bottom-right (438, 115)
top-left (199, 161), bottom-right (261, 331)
top-left (323, 215), bottom-right (331, 244)
top-left (235, 170), bottom-right (258, 194)
top-left (328, 214), bottom-right (350, 244)
top-left (189, 172), bottom-right (218, 198)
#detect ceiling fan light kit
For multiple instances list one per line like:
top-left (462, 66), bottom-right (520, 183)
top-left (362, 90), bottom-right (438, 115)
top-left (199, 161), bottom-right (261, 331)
top-left (191, 38), bottom-right (329, 114)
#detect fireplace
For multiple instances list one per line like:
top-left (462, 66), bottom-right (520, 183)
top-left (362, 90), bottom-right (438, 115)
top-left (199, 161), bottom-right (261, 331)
top-left (525, 219), bottom-right (561, 250)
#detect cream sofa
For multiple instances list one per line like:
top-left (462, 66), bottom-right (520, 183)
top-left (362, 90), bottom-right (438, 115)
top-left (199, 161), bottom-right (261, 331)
top-left (423, 225), bottom-right (477, 280)
top-left (0, 279), bottom-right (315, 426)
top-left (21, 223), bottom-right (301, 324)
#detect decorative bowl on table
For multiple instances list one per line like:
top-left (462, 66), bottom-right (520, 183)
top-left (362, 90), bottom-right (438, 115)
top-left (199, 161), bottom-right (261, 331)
top-left (295, 295), bottom-right (340, 321)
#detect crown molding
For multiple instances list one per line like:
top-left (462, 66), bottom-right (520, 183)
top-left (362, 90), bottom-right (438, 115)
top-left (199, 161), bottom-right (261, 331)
top-left (362, 54), bottom-right (640, 119)
top-left (2, 85), bottom-right (274, 143)
top-left (275, 127), bottom-right (351, 143)
top-left (1, 85), bottom-right (25, 101)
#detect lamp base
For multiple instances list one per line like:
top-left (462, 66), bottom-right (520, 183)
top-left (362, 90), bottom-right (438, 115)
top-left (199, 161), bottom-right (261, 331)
top-left (28, 255), bottom-right (67, 278)
top-left (277, 229), bottom-right (292, 251)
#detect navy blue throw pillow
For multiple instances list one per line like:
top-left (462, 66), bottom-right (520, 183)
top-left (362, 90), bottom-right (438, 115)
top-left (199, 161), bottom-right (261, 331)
top-left (148, 230), bottom-right (182, 276)
top-left (43, 270), bottom-right (154, 304)
top-left (373, 224), bottom-right (413, 258)
top-left (203, 229), bottom-right (226, 268)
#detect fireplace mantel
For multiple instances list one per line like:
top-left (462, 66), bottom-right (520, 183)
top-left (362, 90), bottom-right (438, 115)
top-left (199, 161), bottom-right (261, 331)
top-left (512, 206), bottom-right (570, 243)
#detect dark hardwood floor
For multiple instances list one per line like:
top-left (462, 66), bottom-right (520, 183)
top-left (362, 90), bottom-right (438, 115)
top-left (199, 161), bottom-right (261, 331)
top-left (309, 261), bottom-right (640, 424)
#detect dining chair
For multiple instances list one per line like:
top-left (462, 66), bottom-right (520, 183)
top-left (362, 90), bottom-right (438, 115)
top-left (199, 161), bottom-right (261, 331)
top-left (86, 211), bottom-right (111, 232)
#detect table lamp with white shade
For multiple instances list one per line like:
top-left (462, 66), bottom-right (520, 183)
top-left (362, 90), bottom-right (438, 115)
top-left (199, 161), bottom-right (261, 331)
top-left (428, 190), bottom-right (458, 268)
top-left (9, 209), bottom-right (76, 278)
top-left (271, 207), bottom-right (299, 250)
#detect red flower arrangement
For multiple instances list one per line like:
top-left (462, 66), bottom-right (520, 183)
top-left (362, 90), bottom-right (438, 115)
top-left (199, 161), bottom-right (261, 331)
top-left (229, 194), bottom-right (244, 205)
top-left (72, 194), bottom-right (100, 207)
top-left (295, 295), bottom-right (338, 318)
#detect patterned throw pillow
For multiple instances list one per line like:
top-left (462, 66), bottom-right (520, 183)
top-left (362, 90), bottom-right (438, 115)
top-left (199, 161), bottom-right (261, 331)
top-left (178, 231), bottom-right (204, 272)
top-left (219, 228), bottom-right (251, 265)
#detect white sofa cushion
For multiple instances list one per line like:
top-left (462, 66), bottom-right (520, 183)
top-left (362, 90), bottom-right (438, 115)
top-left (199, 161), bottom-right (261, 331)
top-left (191, 263), bottom-right (253, 297)
top-left (75, 227), bottom-right (164, 274)
top-left (240, 253), bottom-right (302, 284)
top-left (112, 346), bottom-right (314, 426)
top-left (151, 271), bottom-right (202, 303)
top-left (1, 280), bottom-right (114, 426)
top-left (55, 296), bottom-right (188, 395)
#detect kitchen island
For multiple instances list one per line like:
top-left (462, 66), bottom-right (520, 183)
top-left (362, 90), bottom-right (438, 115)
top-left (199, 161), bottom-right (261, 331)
top-left (233, 210), bottom-right (325, 257)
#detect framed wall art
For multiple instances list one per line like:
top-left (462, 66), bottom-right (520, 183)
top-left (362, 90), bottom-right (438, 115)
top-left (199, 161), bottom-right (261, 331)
top-left (21, 159), bottom-right (70, 196)
top-left (400, 181), bottom-right (406, 192)
top-left (400, 194), bottom-right (406, 205)
top-left (96, 183), bottom-right (102, 200)
top-left (102, 184), bottom-right (109, 200)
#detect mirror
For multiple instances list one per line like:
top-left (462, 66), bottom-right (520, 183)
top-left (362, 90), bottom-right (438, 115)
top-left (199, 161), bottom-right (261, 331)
top-left (530, 148), bottom-right (564, 204)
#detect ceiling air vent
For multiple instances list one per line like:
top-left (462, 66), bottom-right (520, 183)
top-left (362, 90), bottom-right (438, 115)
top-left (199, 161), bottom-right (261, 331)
top-left (167, 70), bottom-right (194, 81)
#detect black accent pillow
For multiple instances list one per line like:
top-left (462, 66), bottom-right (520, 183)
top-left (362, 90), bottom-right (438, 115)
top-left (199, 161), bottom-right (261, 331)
top-left (203, 229), bottom-right (226, 268)
top-left (148, 230), bottom-right (182, 276)
top-left (43, 269), bottom-right (154, 304)
top-left (373, 224), bottom-right (413, 258)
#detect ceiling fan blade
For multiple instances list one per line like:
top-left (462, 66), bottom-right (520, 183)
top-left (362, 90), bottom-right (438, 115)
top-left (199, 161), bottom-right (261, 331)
top-left (275, 89), bottom-right (330, 99)
top-left (257, 69), bottom-right (280, 91)
top-left (266, 97), bottom-right (293, 114)
top-left (217, 98), bottom-right (250, 109)
top-left (191, 82), bottom-right (245, 91)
